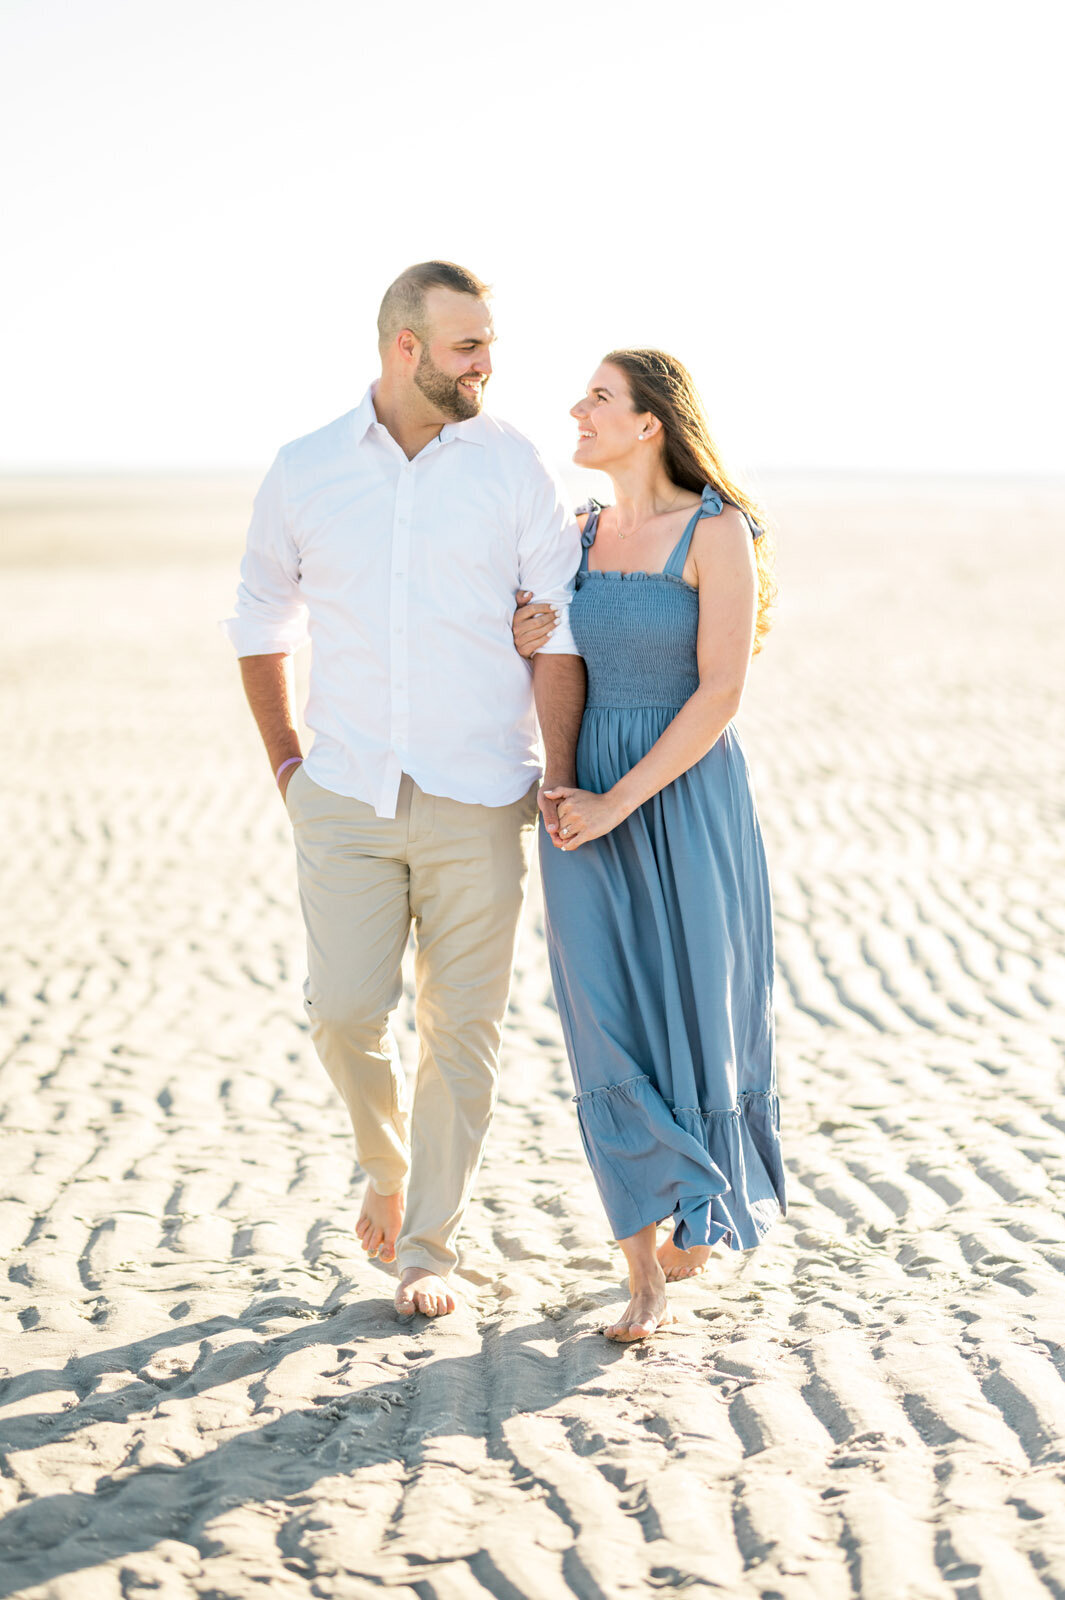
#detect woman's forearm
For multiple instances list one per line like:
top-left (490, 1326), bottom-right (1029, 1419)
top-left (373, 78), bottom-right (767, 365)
top-left (609, 685), bottom-right (741, 819)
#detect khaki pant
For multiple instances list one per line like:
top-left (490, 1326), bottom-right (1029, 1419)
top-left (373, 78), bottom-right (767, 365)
top-left (286, 765), bottom-right (539, 1276)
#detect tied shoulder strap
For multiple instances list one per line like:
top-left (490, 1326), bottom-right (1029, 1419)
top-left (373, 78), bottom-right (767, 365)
top-left (662, 485), bottom-right (725, 577)
top-left (576, 499), bottom-right (603, 573)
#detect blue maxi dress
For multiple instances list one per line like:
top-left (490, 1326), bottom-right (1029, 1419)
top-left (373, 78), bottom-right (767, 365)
top-left (540, 486), bottom-right (785, 1251)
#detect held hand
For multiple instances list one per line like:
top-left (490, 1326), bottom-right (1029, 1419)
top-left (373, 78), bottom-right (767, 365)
top-left (513, 589), bottom-right (559, 659)
top-left (543, 786), bottom-right (625, 850)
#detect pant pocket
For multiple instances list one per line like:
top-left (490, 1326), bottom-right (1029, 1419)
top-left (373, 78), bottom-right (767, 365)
top-left (283, 761), bottom-right (305, 818)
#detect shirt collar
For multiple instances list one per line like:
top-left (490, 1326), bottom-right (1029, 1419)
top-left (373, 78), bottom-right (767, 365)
top-left (352, 385), bottom-right (381, 447)
top-left (352, 383), bottom-right (487, 450)
top-left (440, 412), bottom-right (487, 448)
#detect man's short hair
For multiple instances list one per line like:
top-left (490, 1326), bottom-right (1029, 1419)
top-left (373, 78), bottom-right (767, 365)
top-left (377, 261), bottom-right (490, 350)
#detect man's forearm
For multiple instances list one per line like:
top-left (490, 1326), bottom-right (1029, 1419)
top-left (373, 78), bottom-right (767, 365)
top-left (239, 653), bottom-right (302, 776)
top-left (532, 653), bottom-right (586, 785)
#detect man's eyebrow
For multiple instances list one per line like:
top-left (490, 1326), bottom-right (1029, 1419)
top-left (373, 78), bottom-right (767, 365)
top-left (454, 332), bottom-right (497, 345)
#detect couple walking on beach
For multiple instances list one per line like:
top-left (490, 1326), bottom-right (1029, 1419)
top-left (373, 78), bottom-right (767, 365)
top-left (225, 261), bottom-right (785, 1341)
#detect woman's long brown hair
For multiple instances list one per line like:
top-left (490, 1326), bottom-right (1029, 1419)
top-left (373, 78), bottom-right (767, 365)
top-left (603, 348), bottom-right (777, 654)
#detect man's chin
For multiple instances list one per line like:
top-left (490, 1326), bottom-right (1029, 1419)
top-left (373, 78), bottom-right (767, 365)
top-left (447, 391), bottom-right (483, 421)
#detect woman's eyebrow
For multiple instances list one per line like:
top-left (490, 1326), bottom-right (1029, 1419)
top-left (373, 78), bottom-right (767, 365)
top-left (591, 386), bottom-right (613, 398)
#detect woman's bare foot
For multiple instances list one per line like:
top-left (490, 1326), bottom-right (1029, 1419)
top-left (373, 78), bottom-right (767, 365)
top-left (394, 1268), bottom-right (458, 1319)
top-left (605, 1263), bottom-right (673, 1342)
top-left (355, 1186), bottom-right (405, 1264)
top-left (657, 1236), bottom-right (712, 1282)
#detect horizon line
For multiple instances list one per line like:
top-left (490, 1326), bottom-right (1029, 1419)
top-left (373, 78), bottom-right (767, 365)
top-left (2, 464), bottom-right (1065, 488)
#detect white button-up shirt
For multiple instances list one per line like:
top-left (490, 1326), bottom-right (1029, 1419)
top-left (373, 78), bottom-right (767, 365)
top-left (222, 387), bottom-right (581, 818)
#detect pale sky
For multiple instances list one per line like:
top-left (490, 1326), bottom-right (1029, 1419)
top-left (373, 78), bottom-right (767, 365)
top-left (2, 0), bottom-right (1062, 477)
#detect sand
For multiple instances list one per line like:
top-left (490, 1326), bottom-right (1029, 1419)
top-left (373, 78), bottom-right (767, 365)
top-left (1, 471), bottom-right (1064, 1598)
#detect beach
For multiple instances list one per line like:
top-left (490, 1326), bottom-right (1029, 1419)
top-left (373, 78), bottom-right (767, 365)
top-left (1, 471), bottom-right (1064, 1598)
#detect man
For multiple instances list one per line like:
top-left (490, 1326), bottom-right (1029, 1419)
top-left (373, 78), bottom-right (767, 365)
top-left (223, 261), bottom-right (585, 1319)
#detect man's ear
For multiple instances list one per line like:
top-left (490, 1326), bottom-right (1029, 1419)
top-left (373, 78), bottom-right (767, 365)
top-left (396, 328), bottom-right (420, 367)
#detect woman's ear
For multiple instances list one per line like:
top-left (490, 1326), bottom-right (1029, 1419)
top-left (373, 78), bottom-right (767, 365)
top-left (636, 414), bottom-right (662, 442)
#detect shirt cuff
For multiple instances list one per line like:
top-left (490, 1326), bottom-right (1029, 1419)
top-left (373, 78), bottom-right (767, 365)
top-left (218, 616), bottom-right (309, 657)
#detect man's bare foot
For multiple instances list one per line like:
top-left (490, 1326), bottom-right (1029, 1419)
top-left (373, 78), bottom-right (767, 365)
top-left (605, 1265), bottom-right (673, 1342)
top-left (657, 1236), bottom-right (712, 1282)
top-left (355, 1186), bottom-right (405, 1264)
top-left (394, 1268), bottom-right (458, 1319)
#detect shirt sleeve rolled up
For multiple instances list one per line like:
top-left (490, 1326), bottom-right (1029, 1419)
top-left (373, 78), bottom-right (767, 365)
top-left (220, 450), bottom-right (309, 657)
top-left (515, 454), bottom-right (583, 657)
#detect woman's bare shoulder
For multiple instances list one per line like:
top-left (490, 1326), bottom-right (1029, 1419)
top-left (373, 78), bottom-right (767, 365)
top-left (712, 502), bottom-right (752, 537)
top-left (691, 501), bottom-right (757, 570)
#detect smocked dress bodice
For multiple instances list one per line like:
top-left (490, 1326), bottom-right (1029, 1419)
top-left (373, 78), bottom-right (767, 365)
top-left (572, 484), bottom-right (761, 711)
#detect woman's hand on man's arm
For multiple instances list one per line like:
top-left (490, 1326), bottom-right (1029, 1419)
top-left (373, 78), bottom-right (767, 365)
top-left (512, 590), bottom-right (559, 658)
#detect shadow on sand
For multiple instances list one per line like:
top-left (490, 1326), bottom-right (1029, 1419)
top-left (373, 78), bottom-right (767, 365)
top-left (0, 1285), bottom-right (627, 1593)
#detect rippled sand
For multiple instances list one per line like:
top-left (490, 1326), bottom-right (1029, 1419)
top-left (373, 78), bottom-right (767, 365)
top-left (1, 472), bottom-right (1063, 1598)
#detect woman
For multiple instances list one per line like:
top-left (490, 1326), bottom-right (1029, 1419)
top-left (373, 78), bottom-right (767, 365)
top-left (513, 349), bottom-right (784, 1341)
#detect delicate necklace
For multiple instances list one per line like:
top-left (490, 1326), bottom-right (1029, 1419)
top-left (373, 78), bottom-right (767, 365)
top-left (615, 487), bottom-right (685, 540)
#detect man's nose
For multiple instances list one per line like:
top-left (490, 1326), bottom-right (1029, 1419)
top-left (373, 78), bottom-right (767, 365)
top-left (473, 351), bottom-right (492, 376)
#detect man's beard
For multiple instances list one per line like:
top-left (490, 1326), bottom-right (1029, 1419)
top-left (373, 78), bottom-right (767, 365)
top-left (413, 349), bottom-right (485, 420)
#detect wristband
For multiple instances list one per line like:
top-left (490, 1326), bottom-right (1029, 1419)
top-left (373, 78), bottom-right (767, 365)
top-left (275, 756), bottom-right (303, 787)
